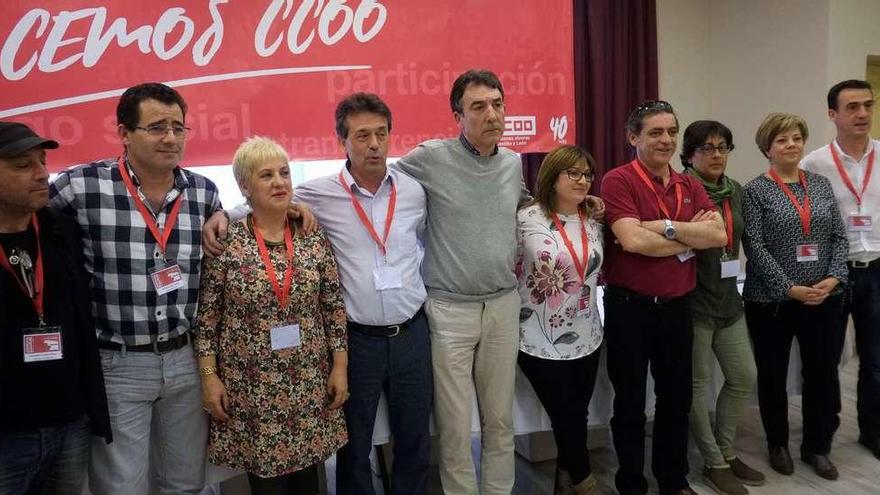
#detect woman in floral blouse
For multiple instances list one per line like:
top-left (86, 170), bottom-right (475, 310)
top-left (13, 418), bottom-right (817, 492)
top-left (516, 145), bottom-right (604, 495)
top-left (195, 137), bottom-right (348, 494)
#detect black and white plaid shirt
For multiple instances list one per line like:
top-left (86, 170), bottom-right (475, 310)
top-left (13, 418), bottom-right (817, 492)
top-left (49, 157), bottom-right (221, 346)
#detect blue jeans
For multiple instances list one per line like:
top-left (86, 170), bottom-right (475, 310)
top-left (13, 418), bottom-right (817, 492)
top-left (0, 415), bottom-right (90, 495)
top-left (850, 266), bottom-right (880, 441)
top-left (89, 345), bottom-right (207, 495)
top-left (336, 311), bottom-right (433, 495)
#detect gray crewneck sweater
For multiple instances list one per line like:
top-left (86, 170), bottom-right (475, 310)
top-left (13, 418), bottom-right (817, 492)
top-left (394, 138), bottom-right (528, 302)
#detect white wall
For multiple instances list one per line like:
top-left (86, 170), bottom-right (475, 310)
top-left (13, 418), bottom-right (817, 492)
top-left (658, 0), bottom-right (880, 184)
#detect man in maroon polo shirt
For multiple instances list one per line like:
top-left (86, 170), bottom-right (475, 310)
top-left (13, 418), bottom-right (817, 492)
top-left (601, 101), bottom-right (727, 495)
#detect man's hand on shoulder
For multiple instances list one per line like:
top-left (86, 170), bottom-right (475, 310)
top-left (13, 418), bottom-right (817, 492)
top-left (202, 210), bottom-right (229, 257)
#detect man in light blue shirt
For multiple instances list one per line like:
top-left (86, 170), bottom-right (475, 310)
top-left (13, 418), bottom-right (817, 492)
top-left (294, 93), bottom-right (432, 494)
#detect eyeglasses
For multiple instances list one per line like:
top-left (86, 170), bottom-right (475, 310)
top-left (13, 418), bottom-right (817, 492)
top-left (697, 143), bottom-right (735, 155)
top-left (565, 169), bottom-right (594, 182)
top-left (134, 124), bottom-right (191, 138)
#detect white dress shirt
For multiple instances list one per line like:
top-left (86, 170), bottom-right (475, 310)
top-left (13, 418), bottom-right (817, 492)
top-left (294, 166), bottom-right (427, 325)
top-left (802, 138), bottom-right (880, 262)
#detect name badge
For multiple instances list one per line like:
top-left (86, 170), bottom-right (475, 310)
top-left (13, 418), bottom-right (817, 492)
top-left (22, 326), bottom-right (63, 362)
top-left (796, 243), bottom-right (819, 262)
top-left (676, 248), bottom-right (695, 262)
top-left (847, 215), bottom-right (873, 232)
top-left (576, 286), bottom-right (592, 317)
top-left (374, 266), bottom-right (403, 290)
top-left (720, 259), bottom-right (740, 279)
top-left (270, 324), bottom-right (301, 351)
top-left (149, 262), bottom-right (185, 295)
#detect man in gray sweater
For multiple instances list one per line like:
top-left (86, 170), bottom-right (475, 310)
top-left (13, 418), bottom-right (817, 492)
top-left (395, 69), bottom-right (528, 495)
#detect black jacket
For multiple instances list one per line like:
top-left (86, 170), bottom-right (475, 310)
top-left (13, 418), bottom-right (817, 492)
top-left (0, 208), bottom-right (111, 441)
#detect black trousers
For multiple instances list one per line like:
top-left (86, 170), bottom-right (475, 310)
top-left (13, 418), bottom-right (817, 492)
top-left (604, 287), bottom-right (693, 495)
top-left (849, 266), bottom-right (880, 441)
top-left (247, 465), bottom-right (319, 495)
top-left (518, 350), bottom-right (601, 484)
top-left (745, 296), bottom-right (847, 455)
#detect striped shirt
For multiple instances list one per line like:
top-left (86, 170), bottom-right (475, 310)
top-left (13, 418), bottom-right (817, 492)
top-left (49, 157), bottom-right (221, 346)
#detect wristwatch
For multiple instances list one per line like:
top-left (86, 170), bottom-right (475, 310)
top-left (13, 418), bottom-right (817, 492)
top-left (663, 219), bottom-right (677, 239)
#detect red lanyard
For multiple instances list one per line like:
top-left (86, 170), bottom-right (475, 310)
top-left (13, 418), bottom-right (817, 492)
top-left (339, 170), bottom-right (397, 257)
top-left (722, 198), bottom-right (734, 252)
top-left (551, 211), bottom-right (590, 282)
top-left (252, 217), bottom-right (295, 310)
top-left (768, 169), bottom-right (811, 236)
top-left (0, 215), bottom-right (45, 325)
top-left (630, 160), bottom-right (683, 220)
top-left (118, 158), bottom-right (184, 256)
top-left (830, 142), bottom-right (874, 206)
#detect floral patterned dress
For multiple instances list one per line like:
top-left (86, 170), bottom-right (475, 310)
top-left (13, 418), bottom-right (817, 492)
top-left (516, 204), bottom-right (604, 360)
top-left (195, 219), bottom-right (348, 477)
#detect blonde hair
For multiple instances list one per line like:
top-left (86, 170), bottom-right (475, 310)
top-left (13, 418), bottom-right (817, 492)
top-left (231, 136), bottom-right (290, 190)
top-left (754, 113), bottom-right (809, 158)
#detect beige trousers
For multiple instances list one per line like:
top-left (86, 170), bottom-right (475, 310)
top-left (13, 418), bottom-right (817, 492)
top-left (425, 290), bottom-right (520, 495)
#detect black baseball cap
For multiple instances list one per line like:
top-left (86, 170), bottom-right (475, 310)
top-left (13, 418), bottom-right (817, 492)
top-left (0, 122), bottom-right (59, 158)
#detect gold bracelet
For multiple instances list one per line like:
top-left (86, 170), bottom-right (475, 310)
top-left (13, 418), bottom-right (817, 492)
top-left (199, 366), bottom-right (217, 377)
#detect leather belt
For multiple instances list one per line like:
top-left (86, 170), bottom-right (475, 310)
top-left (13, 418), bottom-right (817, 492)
top-left (347, 308), bottom-right (424, 338)
top-left (848, 258), bottom-right (880, 269)
top-left (605, 285), bottom-right (685, 305)
top-left (97, 332), bottom-right (191, 354)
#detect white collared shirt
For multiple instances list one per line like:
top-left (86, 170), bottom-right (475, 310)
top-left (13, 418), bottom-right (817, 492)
top-left (294, 167), bottom-right (427, 325)
top-left (802, 138), bottom-right (880, 262)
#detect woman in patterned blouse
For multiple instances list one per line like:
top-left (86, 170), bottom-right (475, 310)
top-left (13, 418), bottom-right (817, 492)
top-left (742, 113), bottom-right (848, 481)
top-left (195, 137), bottom-right (349, 494)
top-left (516, 145), bottom-right (604, 495)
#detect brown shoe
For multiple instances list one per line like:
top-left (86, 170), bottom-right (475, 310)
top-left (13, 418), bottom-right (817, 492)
top-left (769, 446), bottom-right (794, 475)
top-left (728, 457), bottom-right (766, 486)
top-left (801, 452), bottom-right (839, 480)
top-left (572, 474), bottom-right (597, 495)
top-left (703, 467), bottom-right (748, 495)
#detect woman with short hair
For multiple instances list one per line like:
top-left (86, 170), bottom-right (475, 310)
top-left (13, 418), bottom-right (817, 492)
top-left (195, 136), bottom-right (349, 494)
top-left (681, 120), bottom-right (763, 495)
top-left (743, 113), bottom-right (848, 481)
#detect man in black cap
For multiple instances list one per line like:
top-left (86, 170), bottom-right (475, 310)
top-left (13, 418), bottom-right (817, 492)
top-left (0, 122), bottom-right (111, 494)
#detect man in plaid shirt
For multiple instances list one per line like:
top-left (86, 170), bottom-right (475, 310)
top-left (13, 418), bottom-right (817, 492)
top-left (49, 83), bottom-right (225, 494)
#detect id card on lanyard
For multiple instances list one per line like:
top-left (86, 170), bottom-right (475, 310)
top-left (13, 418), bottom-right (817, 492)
top-left (830, 142), bottom-right (875, 232)
top-left (551, 211), bottom-right (590, 316)
top-left (253, 216), bottom-right (301, 351)
top-left (719, 199), bottom-right (739, 278)
top-left (768, 169), bottom-right (817, 263)
top-left (631, 160), bottom-right (688, 262)
top-left (339, 171), bottom-right (403, 290)
top-left (118, 159), bottom-right (186, 294)
top-left (0, 215), bottom-right (65, 362)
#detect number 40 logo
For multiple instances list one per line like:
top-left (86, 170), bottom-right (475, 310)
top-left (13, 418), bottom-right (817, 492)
top-left (549, 116), bottom-right (568, 143)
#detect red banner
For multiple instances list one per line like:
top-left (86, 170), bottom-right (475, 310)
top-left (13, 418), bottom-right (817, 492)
top-left (0, 1), bottom-right (575, 172)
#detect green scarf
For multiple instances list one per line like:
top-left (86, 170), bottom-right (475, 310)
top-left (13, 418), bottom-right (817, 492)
top-left (684, 167), bottom-right (735, 207)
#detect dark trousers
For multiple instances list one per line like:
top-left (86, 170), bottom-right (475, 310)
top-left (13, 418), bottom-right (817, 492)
top-left (745, 296), bottom-right (847, 455)
top-left (518, 350), bottom-right (601, 484)
top-left (336, 311), bottom-right (433, 495)
top-left (604, 288), bottom-right (693, 495)
top-left (247, 465), bottom-right (318, 495)
top-left (850, 267), bottom-right (880, 441)
top-left (0, 415), bottom-right (90, 495)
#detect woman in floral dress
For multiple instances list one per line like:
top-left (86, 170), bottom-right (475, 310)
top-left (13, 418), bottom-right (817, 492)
top-left (516, 145), bottom-right (604, 495)
top-left (195, 137), bottom-right (349, 494)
